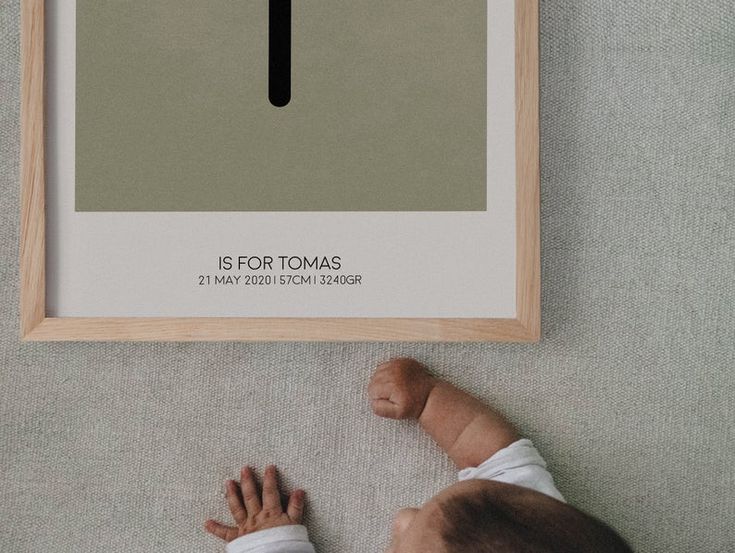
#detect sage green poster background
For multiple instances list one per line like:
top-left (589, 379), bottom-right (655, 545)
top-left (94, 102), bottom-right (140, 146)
top-left (76, 1), bottom-right (487, 212)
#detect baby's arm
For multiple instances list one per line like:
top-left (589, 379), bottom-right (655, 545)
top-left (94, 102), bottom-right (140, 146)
top-left (369, 359), bottom-right (519, 470)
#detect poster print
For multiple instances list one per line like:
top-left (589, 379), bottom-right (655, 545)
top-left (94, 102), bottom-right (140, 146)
top-left (75, 1), bottom-right (487, 212)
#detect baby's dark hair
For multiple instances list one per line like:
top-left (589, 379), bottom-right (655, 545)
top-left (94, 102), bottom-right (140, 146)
top-left (439, 482), bottom-right (633, 553)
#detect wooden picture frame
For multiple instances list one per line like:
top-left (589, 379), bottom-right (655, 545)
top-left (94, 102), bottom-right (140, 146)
top-left (20, 0), bottom-right (540, 342)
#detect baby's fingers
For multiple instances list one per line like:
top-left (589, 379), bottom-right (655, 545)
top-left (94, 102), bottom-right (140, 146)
top-left (368, 379), bottom-right (394, 401)
top-left (286, 490), bottom-right (306, 523)
top-left (240, 466), bottom-right (262, 515)
top-left (262, 465), bottom-right (282, 512)
top-left (371, 398), bottom-right (402, 419)
top-left (226, 480), bottom-right (247, 524)
top-left (205, 519), bottom-right (239, 542)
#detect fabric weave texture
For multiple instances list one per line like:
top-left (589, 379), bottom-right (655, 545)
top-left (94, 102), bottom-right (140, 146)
top-left (1, 2), bottom-right (734, 552)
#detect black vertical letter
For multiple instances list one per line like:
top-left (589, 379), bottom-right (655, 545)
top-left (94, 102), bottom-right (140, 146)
top-left (269, 0), bottom-right (291, 107)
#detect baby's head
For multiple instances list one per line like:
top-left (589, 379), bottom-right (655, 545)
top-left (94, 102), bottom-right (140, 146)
top-left (388, 480), bottom-right (633, 553)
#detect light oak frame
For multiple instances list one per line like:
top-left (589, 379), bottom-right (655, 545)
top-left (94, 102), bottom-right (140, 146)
top-left (20, 0), bottom-right (540, 342)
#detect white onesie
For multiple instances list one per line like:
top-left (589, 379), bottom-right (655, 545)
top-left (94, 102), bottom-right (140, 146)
top-left (224, 439), bottom-right (564, 553)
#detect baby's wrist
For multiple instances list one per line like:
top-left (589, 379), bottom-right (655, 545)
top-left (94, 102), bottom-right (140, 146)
top-left (416, 377), bottom-right (440, 419)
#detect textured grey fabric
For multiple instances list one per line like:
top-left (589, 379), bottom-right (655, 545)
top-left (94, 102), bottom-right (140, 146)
top-left (1, 2), bottom-right (734, 552)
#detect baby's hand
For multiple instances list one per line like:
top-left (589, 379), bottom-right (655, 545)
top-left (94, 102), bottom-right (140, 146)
top-left (205, 465), bottom-right (305, 542)
top-left (368, 358), bottom-right (437, 420)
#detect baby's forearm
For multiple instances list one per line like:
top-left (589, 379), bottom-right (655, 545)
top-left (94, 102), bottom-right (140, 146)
top-left (418, 380), bottom-right (519, 470)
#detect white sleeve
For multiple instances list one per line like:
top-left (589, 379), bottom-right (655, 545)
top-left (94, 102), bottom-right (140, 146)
top-left (225, 525), bottom-right (316, 553)
top-left (457, 438), bottom-right (566, 503)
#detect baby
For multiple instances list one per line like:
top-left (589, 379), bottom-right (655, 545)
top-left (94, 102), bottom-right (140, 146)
top-left (205, 358), bottom-right (633, 552)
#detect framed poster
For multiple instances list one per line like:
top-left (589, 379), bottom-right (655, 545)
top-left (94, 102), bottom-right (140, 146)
top-left (20, 0), bottom-right (540, 342)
